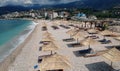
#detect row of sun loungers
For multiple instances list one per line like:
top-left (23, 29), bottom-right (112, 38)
top-left (59, 25), bottom-right (70, 29)
top-left (88, 35), bottom-right (99, 39)
top-left (51, 26), bottom-right (59, 30)
top-left (63, 38), bottom-right (75, 42)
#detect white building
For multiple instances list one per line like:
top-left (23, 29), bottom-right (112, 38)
top-left (53, 12), bottom-right (58, 18)
top-left (88, 15), bottom-right (97, 20)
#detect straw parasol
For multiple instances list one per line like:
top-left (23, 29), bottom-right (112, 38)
top-left (99, 30), bottom-right (113, 36)
top-left (99, 30), bottom-right (113, 39)
top-left (102, 48), bottom-right (120, 66)
top-left (41, 36), bottom-right (55, 42)
top-left (80, 37), bottom-right (100, 48)
top-left (114, 36), bottom-right (120, 41)
top-left (87, 29), bottom-right (99, 34)
top-left (40, 53), bottom-right (71, 71)
top-left (41, 42), bottom-right (59, 54)
top-left (66, 29), bottom-right (79, 38)
top-left (52, 22), bottom-right (59, 26)
top-left (42, 23), bottom-right (47, 27)
top-left (43, 31), bottom-right (52, 37)
top-left (72, 31), bottom-right (87, 42)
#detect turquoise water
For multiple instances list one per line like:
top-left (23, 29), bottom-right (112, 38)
top-left (0, 19), bottom-right (36, 62)
top-left (0, 19), bottom-right (32, 46)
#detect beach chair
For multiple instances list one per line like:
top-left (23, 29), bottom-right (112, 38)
top-left (89, 35), bottom-right (99, 39)
top-left (39, 41), bottom-right (50, 44)
top-left (59, 25), bottom-right (70, 29)
top-left (51, 26), bottom-right (59, 30)
top-left (63, 38), bottom-right (75, 42)
top-left (99, 39), bottom-right (111, 44)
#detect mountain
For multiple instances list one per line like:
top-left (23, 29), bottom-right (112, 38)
top-left (51, 0), bottom-right (120, 9)
top-left (0, 4), bottom-right (42, 15)
top-left (0, 0), bottom-right (120, 15)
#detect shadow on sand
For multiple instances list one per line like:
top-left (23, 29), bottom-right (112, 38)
top-left (73, 50), bottom-right (85, 57)
top-left (85, 61), bottom-right (118, 71)
top-left (67, 43), bottom-right (82, 48)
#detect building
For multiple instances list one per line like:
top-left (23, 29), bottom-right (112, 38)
top-left (77, 13), bottom-right (87, 20)
top-left (52, 12), bottom-right (58, 19)
top-left (88, 15), bottom-right (97, 20)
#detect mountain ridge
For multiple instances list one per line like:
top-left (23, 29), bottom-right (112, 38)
top-left (0, 0), bottom-right (120, 15)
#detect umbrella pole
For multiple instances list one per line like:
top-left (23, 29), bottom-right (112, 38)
top-left (70, 35), bottom-right (71, 38)
top-left (111, 61), bottom-right (113, 67)
top-left (88, 44), bottom-right (90, 49)
top-left (111, 61), bottom-right (113, 71)
top-left (51, 51), bottom-right (53, 55)
top-left (103, 36), bottom-right (105, 39)
top-left (77, 38), bottom-right (78, 43)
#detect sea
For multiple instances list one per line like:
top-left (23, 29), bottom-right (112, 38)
top-left (0, 19), bottom-right (37, 62)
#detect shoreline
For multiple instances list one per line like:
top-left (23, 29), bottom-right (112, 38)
top-left (0, 21), bottom-right (38, 71)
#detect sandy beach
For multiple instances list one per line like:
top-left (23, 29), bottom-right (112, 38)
top-left (0, 20), bottom-right (120, 71)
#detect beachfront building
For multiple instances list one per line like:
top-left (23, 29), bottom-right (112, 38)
top-left (88, 15), bottom-right (97, 20)
top-left (77, 13), bottom-right (87, 20)
top-left (53, 12), bottom-right (59, 19)
top-left (71, 13), bottom-right (88, 20)
top-left (59, 11), bottom-right (69, 18)
top-left (49, 12), bottom-right (59, 19)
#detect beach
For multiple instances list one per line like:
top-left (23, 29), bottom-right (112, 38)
top-left (0, 20), bottom-right (120, 71)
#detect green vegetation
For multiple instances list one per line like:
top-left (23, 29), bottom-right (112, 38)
top-left (65, 8), bottom-right (120, 18)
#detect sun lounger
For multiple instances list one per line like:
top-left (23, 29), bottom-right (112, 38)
top-left (51, 26), bottom-right (59, 30)
top-left (99, 39), bottom-right (111, 43)
top-left (63, 38), bottom-right (75, 42)
top-left (84, 53), bottom-right (97, 57)
top-left (102, 40), bottom-right (111, 44)
top-left (69, 24), bottom-right (74, 26)
top-left (99, 39), bottom-right (111, 44)
top-left (89, 35), bottom-right (99, 39)
top-left (59, 25), bottom-right (70, 29)
top-left (39, 41), bottom-right (50, 44)
top-left (84, 50), bottom-right (108, 57)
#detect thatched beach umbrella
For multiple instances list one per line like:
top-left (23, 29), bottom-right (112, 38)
top-left (102, 48), bottom-right (120, 67)
top-left (40, 53), bottom-right (71, 71)
top-left (114, 36), bottom-right (120, 41)
top-left (80, 37), bottom-right (100, 48)
top-left (72, 31), bottom-right (87, 42)
top-left (42, 23), bottom-right (47, 27)
top-left (99, 30), bottom-right (113, 36)
top-left (41, 36), bottom-right (55, 42)
top-left (43, 31), bottom-right (52, 37)
top-left (66, 29), bottom-right (79, 38)
top-left (41, 42), bottom-right (59, 54)
top-left (99, 30), bottom-right (113, 39)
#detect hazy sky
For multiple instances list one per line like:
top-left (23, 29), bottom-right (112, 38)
top-left (0, 0), bottom-right (80, 6)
